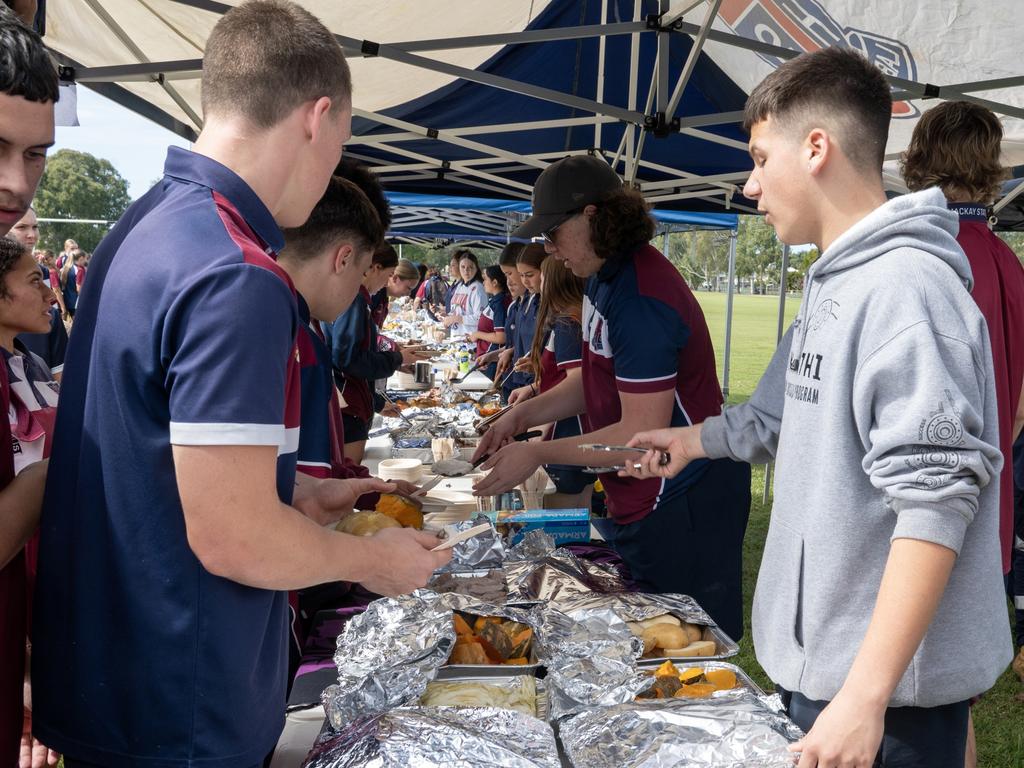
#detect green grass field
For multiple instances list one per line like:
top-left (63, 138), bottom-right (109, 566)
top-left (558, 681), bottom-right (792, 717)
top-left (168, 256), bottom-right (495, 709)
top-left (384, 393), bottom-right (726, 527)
top-left (693, 291), bottom-right (1024, 767)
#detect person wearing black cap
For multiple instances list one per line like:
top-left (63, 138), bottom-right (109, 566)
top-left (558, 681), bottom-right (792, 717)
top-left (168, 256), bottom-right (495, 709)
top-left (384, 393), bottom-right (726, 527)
top-left (473, 155), bottom-right (751, 639)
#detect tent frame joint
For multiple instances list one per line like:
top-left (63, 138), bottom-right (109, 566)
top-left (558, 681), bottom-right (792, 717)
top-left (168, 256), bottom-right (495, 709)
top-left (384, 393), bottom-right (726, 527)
top-left (644, 111), bottom-right (680, 138)
top-left (645, 13), bottom-right (684, 32)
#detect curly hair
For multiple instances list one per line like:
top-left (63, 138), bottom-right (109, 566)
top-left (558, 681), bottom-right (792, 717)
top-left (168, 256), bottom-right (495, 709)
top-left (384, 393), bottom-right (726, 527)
top-left (901, 101), bottom-right (1007, 205)
top-left (0, 236), bottom-right (28, 299)
top-left (588, 187), bottom-right (655, 262)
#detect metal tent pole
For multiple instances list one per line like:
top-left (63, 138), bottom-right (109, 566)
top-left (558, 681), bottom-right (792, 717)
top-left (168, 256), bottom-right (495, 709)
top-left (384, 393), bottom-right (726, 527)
top-left (722, 229), bottom-right (737, 400)
top-left (763, 242), bottom-right (791, 504)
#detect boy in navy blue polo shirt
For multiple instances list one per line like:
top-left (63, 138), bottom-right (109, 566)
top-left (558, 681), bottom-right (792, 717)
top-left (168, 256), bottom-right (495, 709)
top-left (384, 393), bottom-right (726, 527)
top-left (474, 156), bottom-right (750, 640)
top-left (31, 4), bottom-right (448, 767)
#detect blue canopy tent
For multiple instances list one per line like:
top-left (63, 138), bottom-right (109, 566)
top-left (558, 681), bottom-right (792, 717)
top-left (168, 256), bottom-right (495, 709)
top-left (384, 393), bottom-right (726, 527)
top-left (384, 191), bottom-right (739, 246)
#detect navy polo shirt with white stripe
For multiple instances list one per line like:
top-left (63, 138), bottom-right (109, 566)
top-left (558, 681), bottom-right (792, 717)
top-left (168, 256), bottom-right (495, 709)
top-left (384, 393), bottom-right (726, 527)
top-left (32, 147), bottom-right (301, 767)
top-left (582, 243), bottom-right (722, 524)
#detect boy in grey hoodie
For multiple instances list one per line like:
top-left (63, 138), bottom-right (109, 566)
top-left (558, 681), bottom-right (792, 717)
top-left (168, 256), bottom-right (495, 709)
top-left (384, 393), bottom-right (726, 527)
top-left (625, 48), bottom-right (1012, 768)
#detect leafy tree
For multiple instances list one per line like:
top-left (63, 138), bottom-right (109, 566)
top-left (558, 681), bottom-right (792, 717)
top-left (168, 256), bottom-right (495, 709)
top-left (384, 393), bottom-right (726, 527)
top-left (666, 229), bottom-right (730, 290)
top-left (735, 216), bottom-right (782, 293)
top-left (998, 232), bottom-right (1024, 263)
top-left (34, 149), bottom-right (131, 252)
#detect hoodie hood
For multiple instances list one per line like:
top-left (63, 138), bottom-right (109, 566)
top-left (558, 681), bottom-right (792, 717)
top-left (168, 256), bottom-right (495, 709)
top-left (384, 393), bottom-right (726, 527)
top-left (809, 187), bottom-right (968, 289)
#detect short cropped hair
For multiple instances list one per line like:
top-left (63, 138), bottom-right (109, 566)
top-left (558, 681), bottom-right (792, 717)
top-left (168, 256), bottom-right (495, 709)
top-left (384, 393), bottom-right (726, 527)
top-left (0, 7), bottom-right (58, 102)
top-left (334, 157), bottom-right (391, 232)
top-left (201, 0), bottom-right (351, 129)
top-left (281, 176), bottom-right (383, 259)
top-left (588, 187), bottom-right (655, 263)
top-left (901, 101), bottom-right (1008, 205)
top-left (743, 47), bottom-right (891, 172)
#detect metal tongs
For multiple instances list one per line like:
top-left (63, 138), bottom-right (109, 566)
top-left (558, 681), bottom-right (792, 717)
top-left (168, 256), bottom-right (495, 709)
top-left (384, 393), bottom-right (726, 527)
top-left (579, 443), bottom-right (671, 471)
top-left (379, 390), bottom-right (413, 423)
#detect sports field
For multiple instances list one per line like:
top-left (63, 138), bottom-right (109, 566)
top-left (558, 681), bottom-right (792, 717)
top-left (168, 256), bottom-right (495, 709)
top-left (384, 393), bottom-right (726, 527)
top-left (693, 291), bottom-right (1023, 767)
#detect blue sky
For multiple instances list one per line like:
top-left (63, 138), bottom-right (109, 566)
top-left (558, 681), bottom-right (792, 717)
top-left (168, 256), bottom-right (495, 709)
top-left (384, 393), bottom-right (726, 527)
top-left (53, 87), bottom-right (191, 201)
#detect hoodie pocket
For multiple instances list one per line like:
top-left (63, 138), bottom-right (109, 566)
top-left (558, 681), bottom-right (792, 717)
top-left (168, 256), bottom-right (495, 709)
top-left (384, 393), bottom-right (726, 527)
top-left (752, 521), bottom-right (807, 689)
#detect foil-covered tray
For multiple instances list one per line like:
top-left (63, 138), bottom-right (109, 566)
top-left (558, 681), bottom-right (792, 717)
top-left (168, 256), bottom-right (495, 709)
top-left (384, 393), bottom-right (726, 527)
top-left (420, 674), bottom-right (548, 721)
top-left (304, 706), bottom-right (562, 768)
top-left (558, 689), bottom-right (804, 768)
top-left (634, 660), bottom-right (766, 699)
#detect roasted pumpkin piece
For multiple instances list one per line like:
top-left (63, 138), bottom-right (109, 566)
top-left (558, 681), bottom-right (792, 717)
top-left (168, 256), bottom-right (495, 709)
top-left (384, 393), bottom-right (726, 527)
top-left (452, 614), bottom-right (474, 637)
top-left (654, 660), bottom-right (680, 678)
top-left (449, 642), bottom-right (489, 665)
top-left (704, 669), bottom-right (737, 691)
top-left (374, 493), bottom-right (424, 529)
top-left (677, 667), bottom-right (705, 684)
top-left (673, 683), bottom-right (717, 698)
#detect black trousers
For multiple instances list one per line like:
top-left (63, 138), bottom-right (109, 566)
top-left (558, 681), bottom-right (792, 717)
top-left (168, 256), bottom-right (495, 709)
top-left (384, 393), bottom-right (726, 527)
top-left (781, 688), bottom-right (970, 768)
top-left (611, 457), bottom-right (751, 640)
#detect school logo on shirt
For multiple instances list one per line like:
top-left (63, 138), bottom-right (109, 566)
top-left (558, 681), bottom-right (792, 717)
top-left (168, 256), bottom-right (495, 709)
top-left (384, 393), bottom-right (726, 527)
top-left (583, 301), bottom-right (613, 359)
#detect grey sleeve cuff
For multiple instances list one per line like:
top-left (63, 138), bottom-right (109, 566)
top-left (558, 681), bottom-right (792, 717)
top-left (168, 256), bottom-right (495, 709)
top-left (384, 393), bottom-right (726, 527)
top-left (890, 500), bottom-right (971, 555)
top-left (699, 415), bottom-right (732, 460)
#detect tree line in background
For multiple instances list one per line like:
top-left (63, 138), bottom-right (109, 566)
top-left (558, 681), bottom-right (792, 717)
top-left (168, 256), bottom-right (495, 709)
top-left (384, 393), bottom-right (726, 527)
top-left (33, 149), bottom-right (131, 252)
top-left (23, 148), bottom-right (1024, 288)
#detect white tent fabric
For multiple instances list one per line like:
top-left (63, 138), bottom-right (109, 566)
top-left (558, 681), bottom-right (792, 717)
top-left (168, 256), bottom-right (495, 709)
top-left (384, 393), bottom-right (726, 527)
top-left (48, 1), bottom-right (553, 129)
top-left (43, 1), bottom-right (1024, 210)
top-left (689, 1), bottom-right (1024, 181)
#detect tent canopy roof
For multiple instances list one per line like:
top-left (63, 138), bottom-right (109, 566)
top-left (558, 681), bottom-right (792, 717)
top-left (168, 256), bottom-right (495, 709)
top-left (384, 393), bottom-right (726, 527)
top-left (46, 0), bottom-right (1024, 224)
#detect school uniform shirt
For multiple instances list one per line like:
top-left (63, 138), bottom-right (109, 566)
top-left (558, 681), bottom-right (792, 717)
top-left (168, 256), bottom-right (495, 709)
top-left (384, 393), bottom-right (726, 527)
top-left (325, 286), bottom-right (403, 425)
top-left (32, 146), bottom-right (302, 768)
top-left (582, 243), bottom-right (723, 524)
top-left (61, 264), bottom-right (79, 310)
top-left (445, 278), bottom-right (463, 313)
top-left (538, 317), bottom-right (584, 441)
top-left (448, 279), bottom-right (487, 335)
top-left (0, 359), bottom-right (18, 767)
top-left (511, 291), bottom-right (539, 389)
top-left (17, 306), bottom-right (68, 377)
top-left (370, 287), bottom-right (389, 328)
top-left (475, 291), bottom-right (509, 358)
top-left (953, 203), bottom-right (1024, 573)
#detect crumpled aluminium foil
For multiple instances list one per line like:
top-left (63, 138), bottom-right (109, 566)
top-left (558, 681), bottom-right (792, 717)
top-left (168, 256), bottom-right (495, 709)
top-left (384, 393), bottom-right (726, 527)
top-left (551, 591), bottom-right (715, 627)
top-left (303, 706), bottom-right (561, 768)
top-left (534, 606), bottom-right (646, 720)
top-left (559, 690), bottom-right (805, 768)
top-left (322, 591), bottom-right (455, 728)
top-left (434, 517), bottom-right (506, 573)
top-left (504, 549), bottom-right (629, 603)
top-left (505, 529), bottom-right (556, 562)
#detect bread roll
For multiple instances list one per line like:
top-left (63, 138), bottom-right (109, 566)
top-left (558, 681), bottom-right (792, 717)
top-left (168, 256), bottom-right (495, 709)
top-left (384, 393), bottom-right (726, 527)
top-left (642, 623), bottom-right (688, 651)
top-left (335, 510), bottom-right (401, 536)
top-left (639, 614), bottom-right (681, 630)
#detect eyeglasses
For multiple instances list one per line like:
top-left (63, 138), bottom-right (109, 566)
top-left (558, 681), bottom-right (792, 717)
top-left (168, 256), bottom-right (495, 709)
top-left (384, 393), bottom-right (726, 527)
top-left (541, 209), bottom-right (582, 246)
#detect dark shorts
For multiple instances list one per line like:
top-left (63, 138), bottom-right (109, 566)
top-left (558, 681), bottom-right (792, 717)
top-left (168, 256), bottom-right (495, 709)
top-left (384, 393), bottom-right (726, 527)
top-left (610, 458), bottom-right (751, 641)
top-left (781, 688), bottom-right (969, 768)
top-left (341, 412), bottom-right (370, 444)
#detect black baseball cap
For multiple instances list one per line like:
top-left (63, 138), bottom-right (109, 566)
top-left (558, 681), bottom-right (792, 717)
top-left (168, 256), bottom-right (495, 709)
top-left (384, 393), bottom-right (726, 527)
top-left (513, 155), bottom-right (623, 240)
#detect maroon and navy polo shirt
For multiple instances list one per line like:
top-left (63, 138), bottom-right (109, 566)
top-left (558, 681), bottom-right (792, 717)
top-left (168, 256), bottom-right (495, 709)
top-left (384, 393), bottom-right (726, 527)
top-left (32, 146), bottom-right (301, 768)
top-left (476, 291), bottom-right (510, 358)
top-left (582, 243), bottom-right (723, 524)
top-left (539, 317), bottom-right (584, 441)
top-left (953, 203), bottom-right (1024, 573)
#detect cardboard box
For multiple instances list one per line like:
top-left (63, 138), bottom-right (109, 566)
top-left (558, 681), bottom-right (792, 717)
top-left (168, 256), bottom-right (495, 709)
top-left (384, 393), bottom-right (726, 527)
top-left (486, 508), bottom-right (590, 547)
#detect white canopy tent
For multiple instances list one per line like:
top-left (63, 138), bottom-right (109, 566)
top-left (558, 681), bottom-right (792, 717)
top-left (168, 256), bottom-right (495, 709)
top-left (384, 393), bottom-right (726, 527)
top-left (42, 0), bottom-right (1024, 214)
